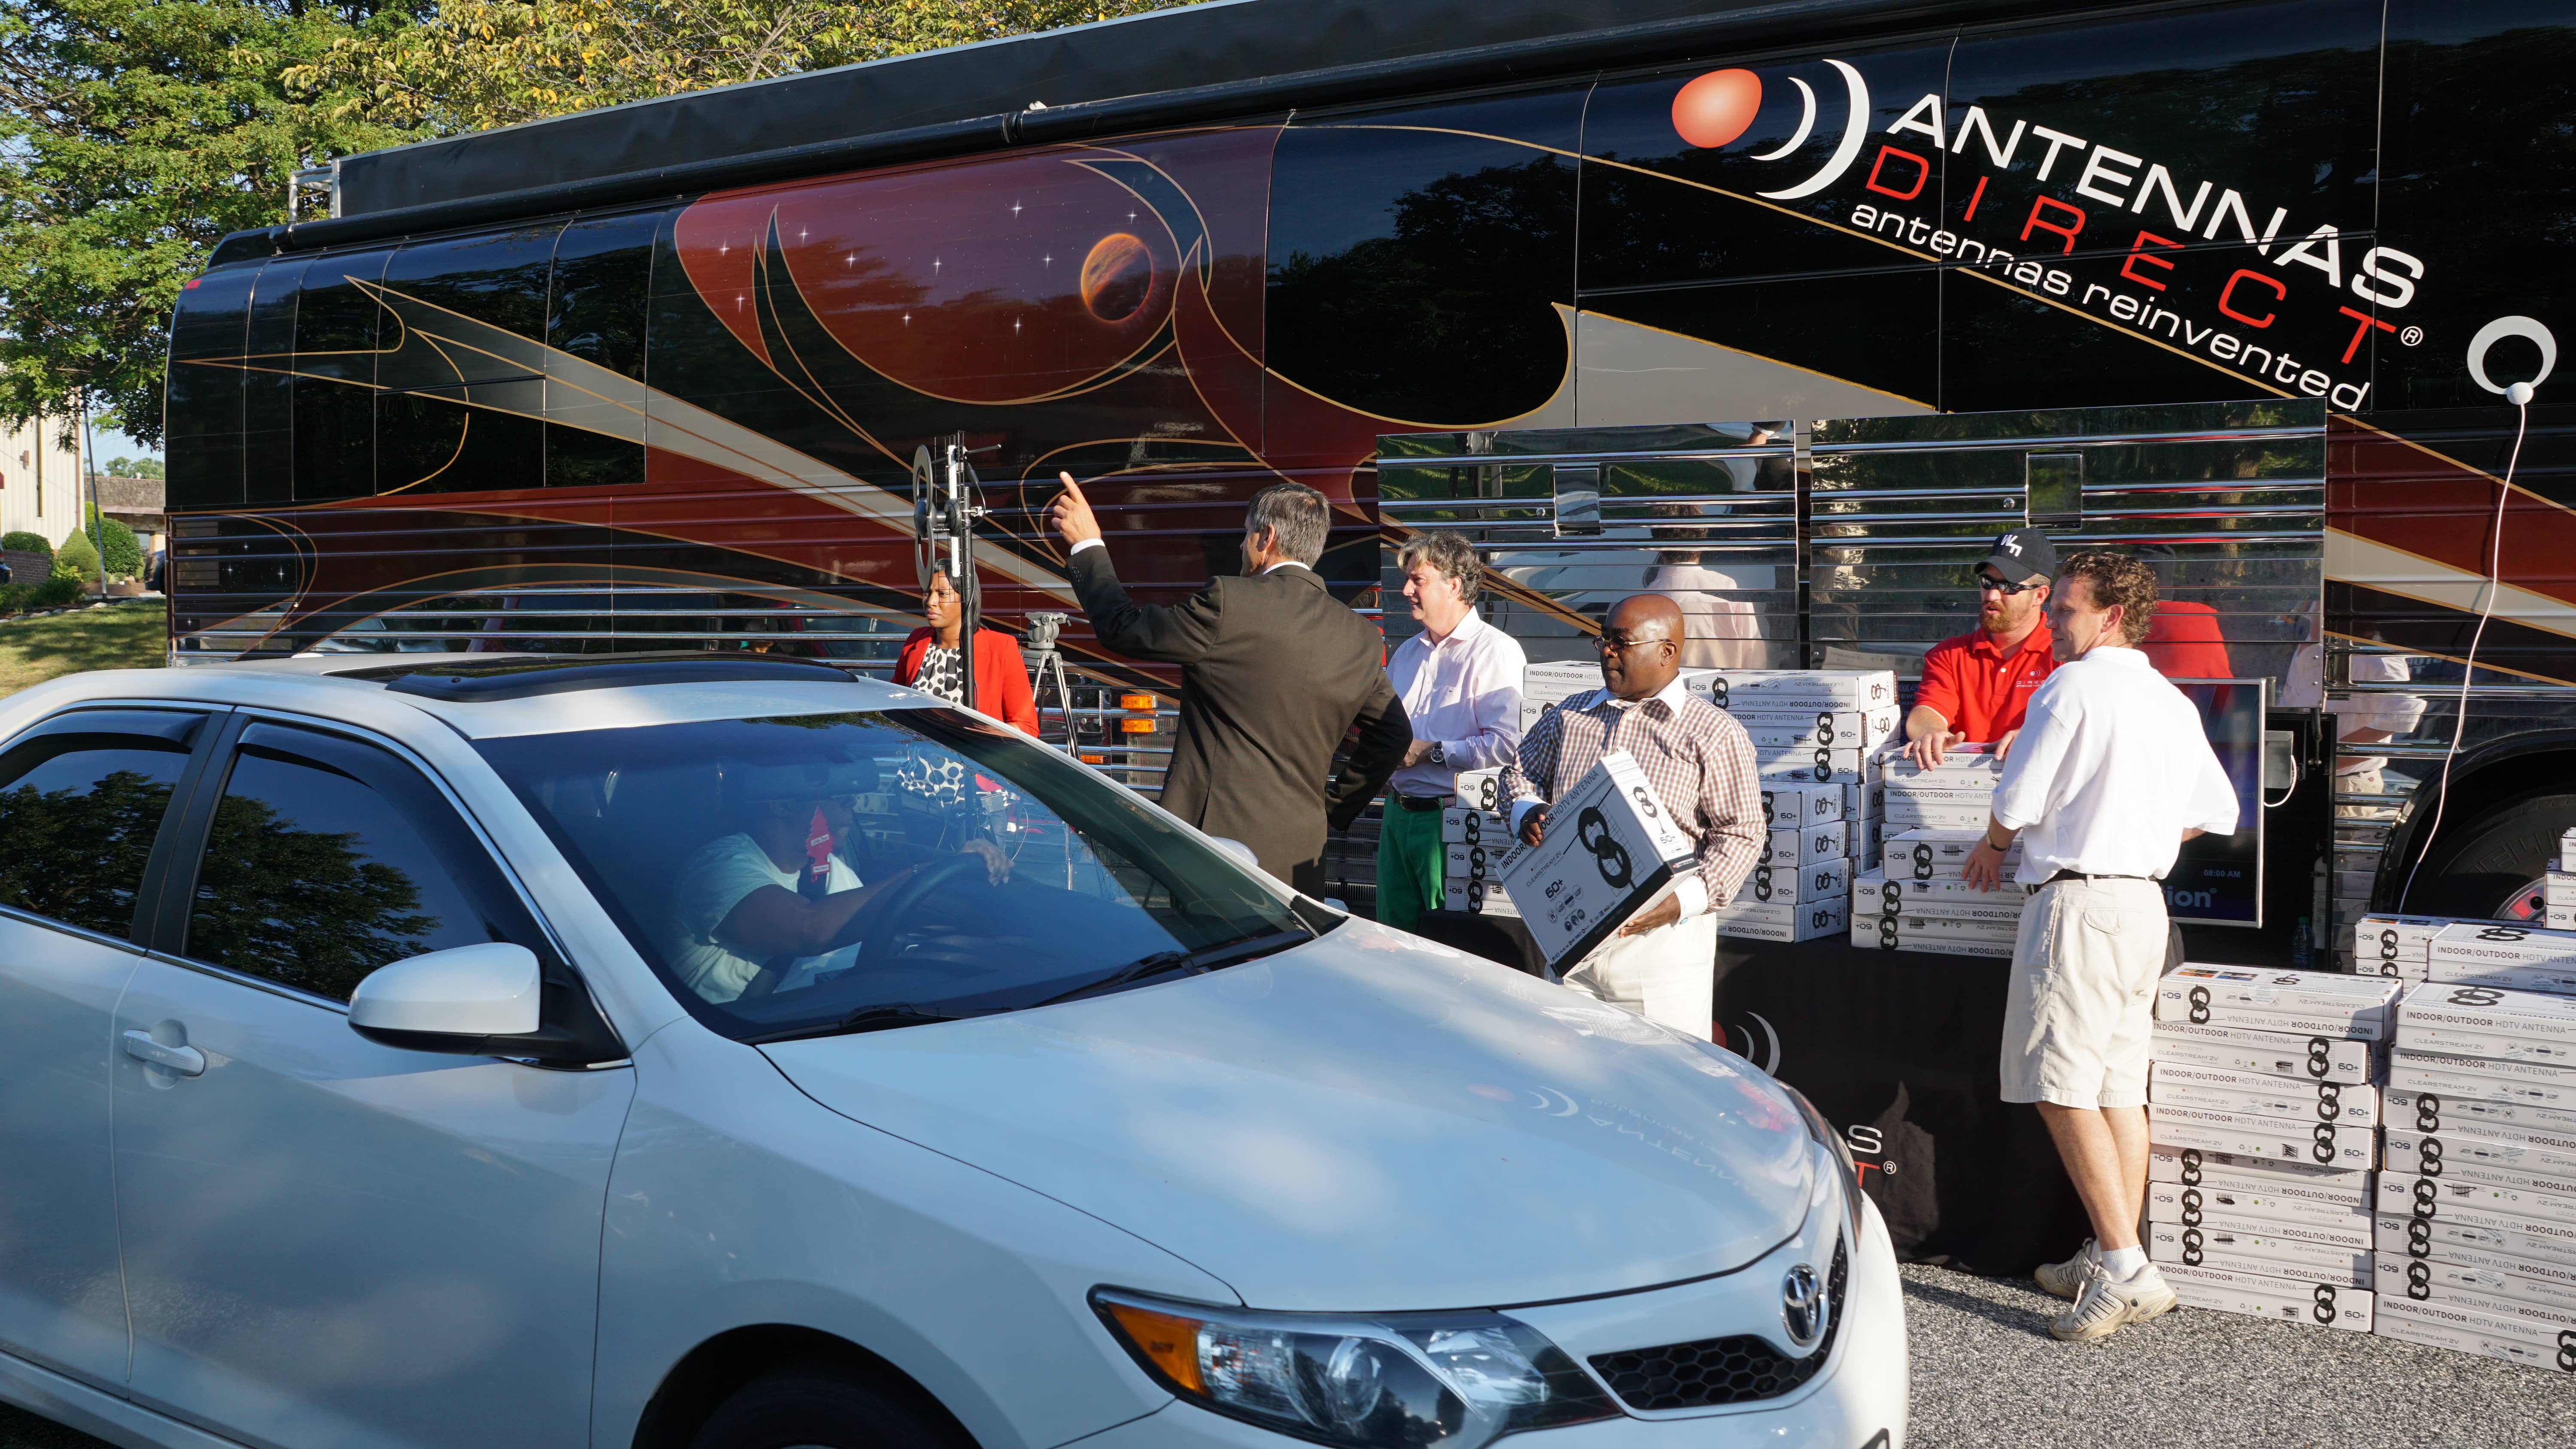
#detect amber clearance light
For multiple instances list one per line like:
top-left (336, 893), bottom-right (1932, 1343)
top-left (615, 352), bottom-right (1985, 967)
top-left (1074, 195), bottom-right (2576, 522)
top-left (1100, 1300), bottom-right (1205, 1393)
top-left (1118, 692), bottom-right (1158, 711)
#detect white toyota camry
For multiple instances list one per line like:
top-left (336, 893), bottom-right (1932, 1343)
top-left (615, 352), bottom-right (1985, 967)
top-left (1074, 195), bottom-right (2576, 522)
top-left (0, 655), bottom-right (1906, 1449)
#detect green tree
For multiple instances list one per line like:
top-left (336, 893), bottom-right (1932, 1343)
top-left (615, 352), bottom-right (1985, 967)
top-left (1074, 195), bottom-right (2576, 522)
top-left (0, 2), bottom-right (428, 447)
top-left (52, 520), bottom-right (97, 582)
top-left (103, 455), bottom-right (163, 478)
top-left (289, 1), bottom-right (1181, 133)
top-left (83, 505), bottom-right (140, 574)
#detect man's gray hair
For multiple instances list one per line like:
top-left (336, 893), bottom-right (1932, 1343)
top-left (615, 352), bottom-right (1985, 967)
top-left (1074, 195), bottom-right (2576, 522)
top-left (1245, 482), bottom-right (1331, 566)
top-left (1397, 530), bottom-right (1484, 607)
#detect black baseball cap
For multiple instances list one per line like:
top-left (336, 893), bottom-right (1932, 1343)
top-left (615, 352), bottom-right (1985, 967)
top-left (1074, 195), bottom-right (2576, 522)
top-left (1978, 528), bottom-right (2057, 584)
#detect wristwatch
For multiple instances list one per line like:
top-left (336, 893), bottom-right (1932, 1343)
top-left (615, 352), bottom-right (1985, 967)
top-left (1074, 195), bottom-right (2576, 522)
top-left (1428, 741), bottom-right (1447, 766)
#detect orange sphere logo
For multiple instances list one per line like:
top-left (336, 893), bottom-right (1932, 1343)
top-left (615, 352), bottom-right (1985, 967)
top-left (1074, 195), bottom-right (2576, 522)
top-left (1080, 233), bottom-right (1154, 322)
top-left (1671, 69), bottom-right (1762, 149)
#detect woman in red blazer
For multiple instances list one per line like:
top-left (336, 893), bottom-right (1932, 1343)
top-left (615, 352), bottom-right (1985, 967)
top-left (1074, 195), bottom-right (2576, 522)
top-left (893, 570), bottom-right (1041, 736)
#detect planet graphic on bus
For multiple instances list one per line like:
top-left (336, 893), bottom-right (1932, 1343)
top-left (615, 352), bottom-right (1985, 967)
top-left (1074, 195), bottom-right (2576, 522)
top-left (1081, 232), bottom-right (1154, 322)
top-left (1671, 68), bottom-right (1762, 149)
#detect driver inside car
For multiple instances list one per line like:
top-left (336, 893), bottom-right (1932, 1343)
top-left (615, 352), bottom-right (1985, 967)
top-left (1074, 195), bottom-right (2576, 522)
top-left (665, 758), bottom-right (1010, 1003)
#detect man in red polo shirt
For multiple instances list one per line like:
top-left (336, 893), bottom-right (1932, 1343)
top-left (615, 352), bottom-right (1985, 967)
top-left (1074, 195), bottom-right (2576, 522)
top-left (1905, 528), bottom-right (2059, 768)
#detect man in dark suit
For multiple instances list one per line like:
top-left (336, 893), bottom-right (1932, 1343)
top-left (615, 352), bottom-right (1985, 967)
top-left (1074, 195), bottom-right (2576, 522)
top-left (1050, 471), bottom-right (1410, 894)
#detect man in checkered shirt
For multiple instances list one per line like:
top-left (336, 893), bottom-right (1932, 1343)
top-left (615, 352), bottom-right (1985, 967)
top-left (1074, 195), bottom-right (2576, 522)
top-left (1502, 594), bottom-right (1764, 1039)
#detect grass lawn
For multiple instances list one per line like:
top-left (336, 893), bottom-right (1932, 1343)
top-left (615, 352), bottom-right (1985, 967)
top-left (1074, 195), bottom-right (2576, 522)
top-left (0, 600), bottom-right (167, 696)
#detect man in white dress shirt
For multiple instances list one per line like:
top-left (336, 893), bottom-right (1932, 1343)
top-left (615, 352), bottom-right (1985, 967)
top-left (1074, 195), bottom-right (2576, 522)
top-left (1961, 550), bottom-right (2240, 1343)
top-left (1379, 533), bottom-right (1526, 931)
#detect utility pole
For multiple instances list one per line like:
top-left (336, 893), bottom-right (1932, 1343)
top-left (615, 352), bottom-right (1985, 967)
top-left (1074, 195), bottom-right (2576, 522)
top-left (79, 396), bottom-right (102, 595)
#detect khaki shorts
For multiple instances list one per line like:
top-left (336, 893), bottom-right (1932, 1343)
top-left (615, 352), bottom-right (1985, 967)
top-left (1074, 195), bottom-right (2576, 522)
top-left (2001, 876), bottom-right (2173, 1109)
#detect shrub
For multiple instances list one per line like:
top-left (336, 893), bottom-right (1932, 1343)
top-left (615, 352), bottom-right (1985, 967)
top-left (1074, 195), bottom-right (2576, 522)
top-left (0, 583), bottom-right (25, 615)
top-left (1, 530), bottom-right (48, 554)
top-left (30, 576), bottom-right (85, 607)
top-left (55, 525), bottom-right (100, 583)
top-left (91, 515), bottom-right (143, 579)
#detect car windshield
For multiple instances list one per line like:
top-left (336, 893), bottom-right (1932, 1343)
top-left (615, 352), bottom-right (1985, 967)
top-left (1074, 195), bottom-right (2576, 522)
top-left (477, 708), bottom-right (1321, 1040)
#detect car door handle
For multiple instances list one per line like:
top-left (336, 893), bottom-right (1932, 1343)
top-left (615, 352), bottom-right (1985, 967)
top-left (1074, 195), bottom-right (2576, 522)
top-left (122, 1031), bottom-right (206, 1078)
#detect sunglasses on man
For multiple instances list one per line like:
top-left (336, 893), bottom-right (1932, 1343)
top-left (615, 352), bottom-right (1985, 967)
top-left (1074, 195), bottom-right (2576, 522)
top-left (1975, 573), bottom-right (2044, 596)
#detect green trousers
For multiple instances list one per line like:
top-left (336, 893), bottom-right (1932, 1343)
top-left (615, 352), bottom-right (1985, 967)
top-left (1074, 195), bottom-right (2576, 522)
top-left (1375, 797), bottom-right (1445, 932)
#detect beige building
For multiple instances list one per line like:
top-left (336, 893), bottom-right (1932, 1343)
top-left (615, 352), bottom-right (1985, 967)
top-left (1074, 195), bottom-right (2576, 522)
top-left (0, 410), bottom-right (89, 546)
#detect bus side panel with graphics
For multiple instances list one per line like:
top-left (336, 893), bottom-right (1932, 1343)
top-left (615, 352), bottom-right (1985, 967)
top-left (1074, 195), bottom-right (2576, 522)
top-left (164, 0), bottom-right (2576, 931)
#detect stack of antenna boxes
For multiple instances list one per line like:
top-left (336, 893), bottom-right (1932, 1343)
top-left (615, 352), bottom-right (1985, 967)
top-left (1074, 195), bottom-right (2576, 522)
top-left (1439, 767), bottom-right (1514, 917)
top-left (2549, 825), bottom-right (2576, 929)
top-left (1854, 749), bottom-right (2025, 957)
top-left (1699, 669), bottom-right (1897, 943)
top-left (2142, 966), bottom-right (2396, 1333)
top-left (2373, 940), bottom-right (2576, 1370)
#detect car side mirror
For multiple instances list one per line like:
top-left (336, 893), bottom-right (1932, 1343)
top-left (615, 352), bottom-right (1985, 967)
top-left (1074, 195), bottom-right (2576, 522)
top-left (1207, 836), bottom-right (1260, 871)
top-left (349, 943), bottom-right (541, 1052)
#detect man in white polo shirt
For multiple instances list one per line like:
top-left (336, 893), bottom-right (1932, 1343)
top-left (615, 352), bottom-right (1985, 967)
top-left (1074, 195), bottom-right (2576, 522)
top-left (1961, 550), bottom-right (2240, 1343)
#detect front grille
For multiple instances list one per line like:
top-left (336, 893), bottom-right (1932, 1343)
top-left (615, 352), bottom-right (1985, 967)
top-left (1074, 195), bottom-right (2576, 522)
top-left (1587, 1236), bottom-right (1850, 1411)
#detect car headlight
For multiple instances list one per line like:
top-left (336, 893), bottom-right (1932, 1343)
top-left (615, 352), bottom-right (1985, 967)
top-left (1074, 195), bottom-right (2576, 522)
top-left (1094, 1288), bottom-right (1619, 1449)
top-left (1777, 1082), bottom-right (1859, 1245)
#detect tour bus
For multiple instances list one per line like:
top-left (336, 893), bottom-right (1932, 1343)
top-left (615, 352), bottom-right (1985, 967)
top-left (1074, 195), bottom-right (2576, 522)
top-left (166, 0), bottom-right (2574, 962)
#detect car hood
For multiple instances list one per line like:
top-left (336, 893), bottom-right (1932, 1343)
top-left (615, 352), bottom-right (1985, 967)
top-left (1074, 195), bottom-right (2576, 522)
top-left (760, 920), bottom-right (1816, 1310)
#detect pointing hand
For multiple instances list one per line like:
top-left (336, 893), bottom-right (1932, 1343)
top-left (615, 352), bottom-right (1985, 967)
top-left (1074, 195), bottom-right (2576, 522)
top-left (1050, 471), bottom-right (1103, 549)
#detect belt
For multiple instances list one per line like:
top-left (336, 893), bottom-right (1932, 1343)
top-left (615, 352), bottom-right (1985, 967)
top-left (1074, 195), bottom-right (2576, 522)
top-left (2027, 869), bottom-right (2158, 895)
top-left (1392, 791), bottom-right (1451, 812)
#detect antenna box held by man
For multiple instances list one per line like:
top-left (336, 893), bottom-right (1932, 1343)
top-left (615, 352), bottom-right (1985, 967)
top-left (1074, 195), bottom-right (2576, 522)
top-left (1498, 749), bottom-right (1698, 967)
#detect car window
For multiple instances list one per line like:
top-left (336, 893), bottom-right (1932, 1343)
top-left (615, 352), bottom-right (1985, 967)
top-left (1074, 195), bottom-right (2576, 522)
top-left (186, 726), bottom-right (533, 1001)
top-left (477, 708), bottom-right (1322, 1040)
top-left (0, 712), bottom-right (202, 940)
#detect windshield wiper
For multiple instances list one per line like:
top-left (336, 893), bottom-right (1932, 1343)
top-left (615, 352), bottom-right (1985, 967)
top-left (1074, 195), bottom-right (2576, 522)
top-left (1033, 927), bottom-right (1315, 1008)
top-left (744, 1002), bottom-right (989, 1045)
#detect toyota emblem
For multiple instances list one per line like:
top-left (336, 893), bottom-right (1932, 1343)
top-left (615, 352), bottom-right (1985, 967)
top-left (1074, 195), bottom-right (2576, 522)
top-left (1781, 1263), bottom-right (1828, 1347)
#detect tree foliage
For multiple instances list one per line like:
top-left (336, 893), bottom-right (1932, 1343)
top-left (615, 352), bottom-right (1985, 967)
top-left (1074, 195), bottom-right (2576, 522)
top-left (290, 1), bottom-right (1173, 133)
top-left (105, 455), bottom-right (163, 477)
top-left (53, 519), bottom-right (96, 581)
top-left (0, 2), bottom-right (423, 445)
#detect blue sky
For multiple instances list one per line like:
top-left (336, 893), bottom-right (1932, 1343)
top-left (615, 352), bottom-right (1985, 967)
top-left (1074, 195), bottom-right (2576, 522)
top-left (88, 423), bottom-right (158, 468)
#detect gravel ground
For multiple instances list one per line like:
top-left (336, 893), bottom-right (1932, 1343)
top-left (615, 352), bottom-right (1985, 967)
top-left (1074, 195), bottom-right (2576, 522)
top-left (6, 1267), bottom-right (2571, 1449)
top-left (1902, 1263), bottom-right (2576, 1449)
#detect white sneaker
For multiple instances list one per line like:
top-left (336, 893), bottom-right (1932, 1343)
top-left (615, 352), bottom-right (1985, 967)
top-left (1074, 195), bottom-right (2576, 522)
top-left (2049, 1261), bottom-right (2177, 1343)
top-left (2034, 1239), bottom-right (2099, 1300)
